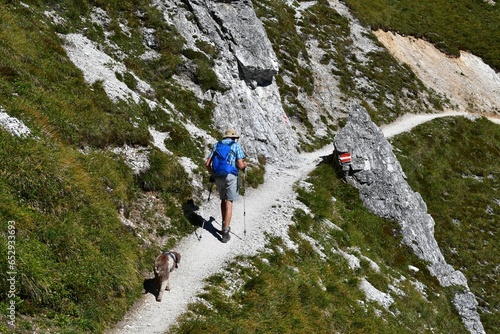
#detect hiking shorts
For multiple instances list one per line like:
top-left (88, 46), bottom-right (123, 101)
top-left (215, 174), bottom-right (239, 201)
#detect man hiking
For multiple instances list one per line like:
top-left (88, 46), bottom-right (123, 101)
top-left (205, 129), bottom-right (247, 243)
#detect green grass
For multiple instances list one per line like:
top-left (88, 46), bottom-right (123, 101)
top-left (0, 6), bottom-right (152, 148)
top-left (0, 0), bottom-right (497, 332)
top-left (390, 116), bottom-right (500, 333)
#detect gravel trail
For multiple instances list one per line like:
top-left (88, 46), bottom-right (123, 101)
top-left (109, 111), bottom-right (499, 334)
top-left (108, 144), bottom-right (335, 334)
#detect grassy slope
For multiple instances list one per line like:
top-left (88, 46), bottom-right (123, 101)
top-left (0, 4), bottom-right (150, 332)
top-left (391, 116), bottom-right (500, 333)
top-left (0, 2), bottom-right (193, 332)
top-left (0, 132), bottom-right (145, 333)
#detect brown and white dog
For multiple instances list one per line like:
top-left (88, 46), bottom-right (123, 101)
top-left (153, 251), bottom-right (181, 302)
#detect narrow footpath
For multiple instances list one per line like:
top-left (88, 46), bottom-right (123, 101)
top-left (108, 143), bottom-right (335, 334)
top-left (109, 111), bottom-right (499, 334)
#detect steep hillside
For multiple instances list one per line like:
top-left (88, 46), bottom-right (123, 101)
top-left (0, 0), bottom-right (498, 333)
top-left (375, 30), bottom-right (500, 116)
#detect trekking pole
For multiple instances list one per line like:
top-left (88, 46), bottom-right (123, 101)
top-left (197, 218), bottom-right (205, 241)
top-left (243, 168), bottom-right (247, 238)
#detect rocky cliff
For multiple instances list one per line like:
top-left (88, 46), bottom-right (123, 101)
top-left (154, 0), bottom-right (297, 161)
top-left (334, 105), bottom-right (485, 334)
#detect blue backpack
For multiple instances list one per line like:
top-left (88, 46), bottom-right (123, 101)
top-left (211, 141), bottom-right (238, 176)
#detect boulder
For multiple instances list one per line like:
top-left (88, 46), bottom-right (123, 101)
top-left (334, 104), bottom-right (485, 334)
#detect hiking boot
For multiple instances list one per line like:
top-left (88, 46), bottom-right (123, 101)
top-left (221, 226), bottom-right (231, 243)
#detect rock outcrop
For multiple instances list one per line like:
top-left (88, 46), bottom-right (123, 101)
top-left (0, 108), bottom-right (32, 138)
top-left (180, 0), bottom-right (279, 87)
top-left (155, 0), bottom-right (295, 162)
top-left (334, 105), bottom-right (485, 334)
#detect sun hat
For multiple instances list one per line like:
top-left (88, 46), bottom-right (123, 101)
top-left (223, 129), bottom-right (240, 139)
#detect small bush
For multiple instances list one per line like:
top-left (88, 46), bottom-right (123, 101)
top-left (244, 163), bottom-right (265, 190)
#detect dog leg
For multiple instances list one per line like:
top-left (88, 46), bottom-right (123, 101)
top-left (154, 277), bottom-right (161, 295)
top-left (157, 279), bottom-right (169, 302)
top-left (156, 289), bottom-right (163, 302)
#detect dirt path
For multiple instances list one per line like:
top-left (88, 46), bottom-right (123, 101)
top-left (108, 111), bottom-right (500, 334)
top-left (381, 111), bottom-right (500, 138)
top-left (108, 143), bottom-right (336, 334)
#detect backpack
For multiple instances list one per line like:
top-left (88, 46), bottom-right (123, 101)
top-left (211, 141), bottom-right (238, 176)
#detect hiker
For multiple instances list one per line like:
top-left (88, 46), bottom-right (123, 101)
top-left (205, 129), bottom-right (247, 243)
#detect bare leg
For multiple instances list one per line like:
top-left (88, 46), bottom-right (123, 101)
top-left (222, 199), bottom-right (233, 229)
top-left (220, 200), bottom-right (226, 225)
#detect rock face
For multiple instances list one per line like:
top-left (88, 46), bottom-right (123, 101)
top-left (156, 0), bottom-right (295, 162)
top-left (182, 0), bottom-right (279, 87)
top-left (334, 105), bottom-right (485, 334)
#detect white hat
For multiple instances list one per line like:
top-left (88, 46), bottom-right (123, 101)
top-left (223, 129), bottom-right (239, 139)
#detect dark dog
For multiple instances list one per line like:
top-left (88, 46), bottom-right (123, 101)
top-left (153, 251), bottom-right (181, 302)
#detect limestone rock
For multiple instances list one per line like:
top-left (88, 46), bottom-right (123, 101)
top-left (186, 0), bottom-right (279, 87)
top-left (334, 104), bottom-right (485, 334)
top-left (160, 0), bottom-right (296, 162)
